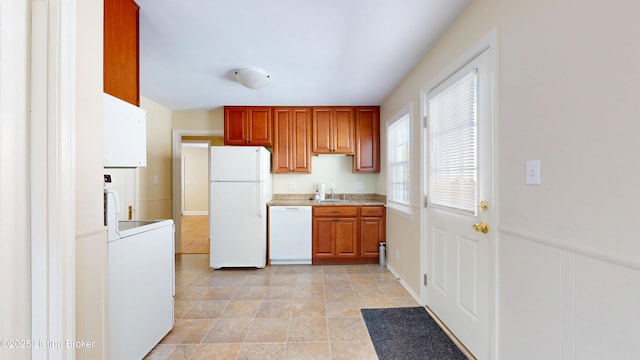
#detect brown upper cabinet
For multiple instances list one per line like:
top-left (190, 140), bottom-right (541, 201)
top-left (353, 107), bottom-right (380, 173)
top-left (312, 107), bottom-right (355, 154)
top-left (272, 107), bottom-right (312, 173)
top-left (224, 106), bottom-right (273, 146)
top-left (104, 0), bottom-right (140, 106)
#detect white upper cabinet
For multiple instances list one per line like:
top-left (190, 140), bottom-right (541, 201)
top-left (104, 93), bottom-right (146, 168)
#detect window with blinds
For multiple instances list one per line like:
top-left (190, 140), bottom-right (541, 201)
top-left (387, 112), bottom-right (411, 214)
top-left (427, 69), bottom-right (478, 215)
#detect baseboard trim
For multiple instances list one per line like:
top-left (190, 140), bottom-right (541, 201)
top-left (385, 264), bottom-right (421, 304)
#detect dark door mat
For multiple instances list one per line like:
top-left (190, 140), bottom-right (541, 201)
top-left (361, 307), bottom-right (468, 360)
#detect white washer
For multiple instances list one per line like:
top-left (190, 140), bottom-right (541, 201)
top-left (269, 206), bottom-right (312, 264)
top-left (105, 189), bottom-right (175, 360)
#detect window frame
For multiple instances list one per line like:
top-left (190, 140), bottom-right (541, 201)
top-left (421, 37), bottom-right (495, 220)
top-left (426, 68), bottom-right (479, 216)
top-left (386, 104), bottom-right (412, 216)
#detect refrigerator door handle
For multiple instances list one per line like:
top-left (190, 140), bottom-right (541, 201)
top-left (257, 182), bottom-right (263, 218)
top-left (255, 148), bottom-right (261, 182)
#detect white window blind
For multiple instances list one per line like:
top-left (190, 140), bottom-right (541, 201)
top-left (388, 113), bottom-right (410, 210)
top-left (427, 69), bottom-right (478, 214)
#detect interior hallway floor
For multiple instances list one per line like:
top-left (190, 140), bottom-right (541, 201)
top-left (145, 254), bottom-right (421, 359)
top-left (180, 215), bottom-right (209, 254)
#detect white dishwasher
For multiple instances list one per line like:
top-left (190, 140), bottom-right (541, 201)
top-left (269, 206), bottom-right (312, 264)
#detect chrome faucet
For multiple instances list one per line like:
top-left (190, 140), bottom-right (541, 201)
top-left (330, 188), bottom-right (334, 199)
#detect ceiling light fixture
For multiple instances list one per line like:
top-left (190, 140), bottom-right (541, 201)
top-left (234, 68), bottom-right (271, 89)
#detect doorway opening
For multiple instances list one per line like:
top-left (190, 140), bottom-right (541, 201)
top-left (172, 130), bottom-right (224, 254)
top-left (180, 140), bottom-right (210, 253)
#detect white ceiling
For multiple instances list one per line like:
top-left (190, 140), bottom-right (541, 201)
top-left (137, 0), bottom-right (472, 110)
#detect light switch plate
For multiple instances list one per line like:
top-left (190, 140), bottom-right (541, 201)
top-left (288, 182), bottom-right (297, 190)
top-left (526, 160), bottom-right (541, 185)
top-left (356, 182), bottom-right (364, 190)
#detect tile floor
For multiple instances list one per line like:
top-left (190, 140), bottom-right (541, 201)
top-left (145, 254), bottom-right (420, 360)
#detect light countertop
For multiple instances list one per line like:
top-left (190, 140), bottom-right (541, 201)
top-left (268, 194), bottom-right (386, 207)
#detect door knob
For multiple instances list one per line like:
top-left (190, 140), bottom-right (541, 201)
top-left (473, 221), bottom-right (489, 233)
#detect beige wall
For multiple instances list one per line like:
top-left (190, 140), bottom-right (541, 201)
top-left (75, 0), bottom-right (108, 358)
top-left (381, 0), bottom-right (640, 357)
top-left (173, 107), bottom-right (224, 130)
top-left (272, 156), bottom-right (379, 195)
top-left (0, 1), bottom-right (30, 358)
top-left (182, 145), bottom-right (209, 213)
top-left (139, 97), bottom-right (174, 219)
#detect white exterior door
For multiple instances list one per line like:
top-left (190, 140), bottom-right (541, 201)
top-left (423, 41), bottom-right (495, 359)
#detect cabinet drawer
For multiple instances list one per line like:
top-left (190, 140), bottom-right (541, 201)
top-left (360, 206), bottom-right (384, 217)
top-left (313, 206), bottom-right (358, 217)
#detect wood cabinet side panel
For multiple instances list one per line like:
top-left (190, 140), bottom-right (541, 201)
top-left (104, 0), bottom-right (140, 106)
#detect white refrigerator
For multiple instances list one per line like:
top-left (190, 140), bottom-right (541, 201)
top-left (209, 146), bottom-right (272, 269)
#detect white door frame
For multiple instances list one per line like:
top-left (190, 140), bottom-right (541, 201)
top-left (30, 0), bottom-right (78, 358)
top-left (419, 29), bottom-right (500, 359)
top-left (172, 130), bottom-right (223, 253)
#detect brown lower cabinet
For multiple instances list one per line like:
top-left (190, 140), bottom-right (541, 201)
top-left (360, 206), bottom-right (385, 259)
top-left (312, 206), bottom-right (385, 264)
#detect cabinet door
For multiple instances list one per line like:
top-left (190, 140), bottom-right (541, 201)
top-left (354, 107), bottom-right (380, 172)
top-left (272, 108), bottom-right (292, 173)
top-left (273, 107), bottom-right (311, 173)
top-left (313, 217), bottom-right (336, 260)
top-left (335, 217), bottom-right (358, 258)
top-left (360, 217), bottom-right (383, 258)
top-left (104, 0), bottom-right (140, 106)
top-left (224, 107), bottom-right (248, 145)
top-left (312, 108), bottom-right (333, 153)
top-left (290, 108), bottom-right (312, 172)
top-left (312, 107), bottom-right (355, 154)
top-left (247, 107), bottom-right (272, 146)
top-left (333, 107), bottom-right (355, 154)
